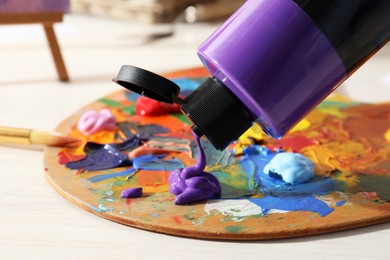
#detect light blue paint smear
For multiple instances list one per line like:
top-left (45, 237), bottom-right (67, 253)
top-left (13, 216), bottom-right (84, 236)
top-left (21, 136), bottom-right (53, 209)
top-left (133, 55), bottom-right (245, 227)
top-left (317, 100), bottom-right (358, 109)
top-left (171, 78), bottom-right (205, 93)
top-left (239, 145), bottom-right (341, 217)
top-left (88, 205), bottom-right (106, 213)
top-left (132, 155), bottom-right (184, 170)
top-left (88, 168), bottom-right (137, 183)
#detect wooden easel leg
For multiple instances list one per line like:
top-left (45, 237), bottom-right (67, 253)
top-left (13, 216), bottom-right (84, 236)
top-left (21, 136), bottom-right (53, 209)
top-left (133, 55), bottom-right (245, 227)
top-left (43, 23), bottom-right (69, 82)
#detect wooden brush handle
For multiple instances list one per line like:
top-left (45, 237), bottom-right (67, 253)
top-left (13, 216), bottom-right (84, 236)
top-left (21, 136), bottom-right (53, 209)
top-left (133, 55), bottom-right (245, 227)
top-left (0, 126), bottom-right (31, 144)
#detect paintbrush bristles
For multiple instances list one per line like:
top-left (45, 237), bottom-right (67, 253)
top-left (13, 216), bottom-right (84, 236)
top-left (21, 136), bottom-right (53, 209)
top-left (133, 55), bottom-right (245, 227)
top-left (29, 130), bottom-right (80, 147)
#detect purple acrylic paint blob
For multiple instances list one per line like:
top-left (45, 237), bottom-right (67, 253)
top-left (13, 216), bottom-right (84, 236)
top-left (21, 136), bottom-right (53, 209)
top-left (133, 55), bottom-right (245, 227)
top-left (120, 187), bottom-right (143, 198)
top-left (169, 131), bottom-right (221, 205)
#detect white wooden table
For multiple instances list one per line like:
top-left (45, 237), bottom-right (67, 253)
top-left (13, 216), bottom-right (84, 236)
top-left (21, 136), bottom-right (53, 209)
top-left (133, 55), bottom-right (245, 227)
top-left (0, 14), bottom-right (389, 260)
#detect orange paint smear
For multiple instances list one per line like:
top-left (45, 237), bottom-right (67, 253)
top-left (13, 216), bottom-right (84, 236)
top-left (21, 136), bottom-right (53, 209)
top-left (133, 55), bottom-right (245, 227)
top-left (267, 135), bottom-right (316, 152)
top-left (136, 170), bottom-right (170, 187)
top-left (162, 67), bottom-right (209, 78)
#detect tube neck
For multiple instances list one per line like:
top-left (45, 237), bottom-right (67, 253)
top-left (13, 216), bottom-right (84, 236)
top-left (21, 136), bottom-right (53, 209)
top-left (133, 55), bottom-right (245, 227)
top-left (181, 77), bottom-right (254, 150)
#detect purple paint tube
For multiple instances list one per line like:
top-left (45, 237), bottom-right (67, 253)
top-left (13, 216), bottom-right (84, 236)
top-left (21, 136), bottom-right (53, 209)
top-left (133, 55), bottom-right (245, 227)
top-left (115, 0), bottom-right (390, 150)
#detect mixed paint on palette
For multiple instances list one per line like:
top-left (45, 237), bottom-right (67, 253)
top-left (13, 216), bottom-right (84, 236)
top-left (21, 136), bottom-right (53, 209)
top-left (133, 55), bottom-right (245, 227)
top-left (51, 69), bottom-right (390, 238)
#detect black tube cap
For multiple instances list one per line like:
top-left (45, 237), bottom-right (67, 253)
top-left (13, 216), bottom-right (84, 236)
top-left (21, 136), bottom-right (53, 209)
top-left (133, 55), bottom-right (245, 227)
top-left (181, 78), bottom-right (254, 150)
top-left (113, 65), bottom-right (254, 150)
top-left (113, 65), bottom-right (180, 104)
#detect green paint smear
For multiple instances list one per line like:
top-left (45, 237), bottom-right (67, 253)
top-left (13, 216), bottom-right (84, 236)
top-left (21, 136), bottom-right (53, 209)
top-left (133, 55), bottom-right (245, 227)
top-left (99, 98), bottom-right (122, 108)
top-left (330, 170), bottom-right (350, 192)
top-left (121, 104), bottom-right (135, 115)
top-left (171, 113), bottom-right (190, 124)
top-left (225, 225), bottom-right (244, 233)
top-left (317, 100), bottom-right (358, 109)
top-left (183, 213), bottom-right (206, 226)
top-left (213, 166), bottom-right (257, 199)
top-left (358, 175), bottom-right (390, 201)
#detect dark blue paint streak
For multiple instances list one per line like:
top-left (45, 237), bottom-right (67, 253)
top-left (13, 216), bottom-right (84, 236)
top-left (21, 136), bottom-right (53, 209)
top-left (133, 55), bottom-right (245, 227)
top-left (66, 137), bottom-right (140, 171)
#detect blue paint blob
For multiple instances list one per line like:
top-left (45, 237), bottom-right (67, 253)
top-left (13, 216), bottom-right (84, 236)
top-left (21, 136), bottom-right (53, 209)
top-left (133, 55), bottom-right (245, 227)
top-left (239, 145), bottom-right (341, 217)
top-left (263, 153), bottom-right (315, 184)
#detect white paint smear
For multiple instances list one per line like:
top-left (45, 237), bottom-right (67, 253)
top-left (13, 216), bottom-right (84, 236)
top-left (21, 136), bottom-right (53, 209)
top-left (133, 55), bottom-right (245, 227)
top-left (204, 199), bottom-right (263, 217)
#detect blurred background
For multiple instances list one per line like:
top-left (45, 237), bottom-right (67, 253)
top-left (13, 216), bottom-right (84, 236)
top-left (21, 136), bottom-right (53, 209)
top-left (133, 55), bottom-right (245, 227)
top-left (0, 0), bottom-right (389, 130)
top-left (0, 0), bottom-right (243, 129)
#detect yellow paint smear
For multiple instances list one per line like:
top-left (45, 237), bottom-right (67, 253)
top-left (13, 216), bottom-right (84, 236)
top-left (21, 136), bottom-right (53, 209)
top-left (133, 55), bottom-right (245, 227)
top-left (385, 128), bottom-right (390, 142)
top-left (233, 124), bottom-right (264, 155)
top-left (290, 118), bottom-right (311, 133)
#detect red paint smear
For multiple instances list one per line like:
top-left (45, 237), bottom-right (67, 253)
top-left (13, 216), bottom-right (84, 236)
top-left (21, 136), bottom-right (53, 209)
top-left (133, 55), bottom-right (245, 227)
top-left (267, 135), bottom-right (315, 152)
top-left (172, 215), bottom-right (182, 224)
top-left (58, 151), bottom-right (73, 165)
top-left (58, 151), bottom-right (70, 165)
top-left (135, 96), bottom-right (180, 116)
top-left (58, 151), bottom-right (84, 165)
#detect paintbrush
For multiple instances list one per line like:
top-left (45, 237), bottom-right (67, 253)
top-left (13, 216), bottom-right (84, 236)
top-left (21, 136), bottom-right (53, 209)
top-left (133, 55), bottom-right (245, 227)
top-left (0, 126), bottom-right (81, 147)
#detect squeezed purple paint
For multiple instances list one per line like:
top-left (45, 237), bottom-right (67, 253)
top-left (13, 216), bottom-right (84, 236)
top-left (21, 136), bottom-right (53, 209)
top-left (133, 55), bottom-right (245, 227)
top-left (120, 187), bottom-right (143, 198)
top-left (169, 132), bottom-right (221, 205)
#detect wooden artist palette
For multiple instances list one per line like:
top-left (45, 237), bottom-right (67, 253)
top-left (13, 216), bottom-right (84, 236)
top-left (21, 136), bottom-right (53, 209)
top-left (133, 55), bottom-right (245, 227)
top-left (44, 68), bottom-right (390, 240)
